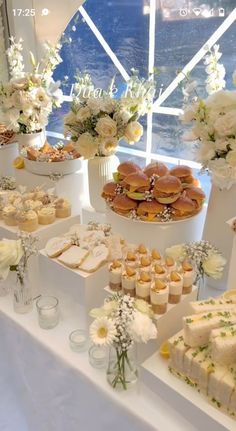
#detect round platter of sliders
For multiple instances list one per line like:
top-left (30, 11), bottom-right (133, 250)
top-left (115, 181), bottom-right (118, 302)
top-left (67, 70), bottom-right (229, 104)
top-left (102, 161), bottom-right (206, 225)
top-left (21, 141), bottom-right (82, 176)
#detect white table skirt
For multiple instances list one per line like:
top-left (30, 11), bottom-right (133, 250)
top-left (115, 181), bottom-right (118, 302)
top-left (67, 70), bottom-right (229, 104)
top-left (0, 295), bottom-right (198, 431)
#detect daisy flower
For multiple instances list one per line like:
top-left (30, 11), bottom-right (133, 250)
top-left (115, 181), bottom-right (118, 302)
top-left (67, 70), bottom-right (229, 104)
top-left (90, 317), bottom-right (117, 346)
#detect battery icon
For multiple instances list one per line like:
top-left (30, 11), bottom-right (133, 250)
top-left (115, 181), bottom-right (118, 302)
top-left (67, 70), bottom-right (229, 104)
top-left (219, 8), bottom-right (225, 17)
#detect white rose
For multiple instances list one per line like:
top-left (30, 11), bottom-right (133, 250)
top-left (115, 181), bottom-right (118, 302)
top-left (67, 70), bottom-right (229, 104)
top-left (129, 311), bottom-right (157, 343)
top-left (197, 143), bottom-right (215, 164)
top-left (87, 98), bottom-right (102, 115)
top-left (0, 239), bottom-right (23, 280)
top-left (101, 98), bottom-right (116, 114)
top-left (124, 121), bottom-right (143, 144)
top-left (228, 139), bottom-right (236, 151)
top-left (76, 106), bottom-right (91, 122)
top-left (206, 90), bottom-right (236, 110)
top-left (95, 116), bottom-right (117, 138)
top-left (208, 158), bottom-right (235, 189)
top-left (11, 77), bottom-right (28, 90)
top-left (214, 111), bottom-right (236, 137)
top-left (11, 90), bottom-right (29, 108)
top-left (202, 252), bottom-right (226, 279)
top-left (226, 150), bottom-right (236, 167)
top-left (165, 244), bottom-right (186, 261)
top-left (98, 137), bottom-right (118, 156)
top-left (74, 132), bottom-right (98, 160)
top-left (215, 139), bottom-right (228, 151)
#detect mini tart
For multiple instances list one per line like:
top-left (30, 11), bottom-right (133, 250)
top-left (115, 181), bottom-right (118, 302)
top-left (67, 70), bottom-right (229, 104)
top-left (182, 260), bottom-right (195, 294)
top-left (153, 264), bottom-right (167, 281)
top-left (139, 256), bottom-right (152, 273)
top-left (109, 260), bottom-right (122, 291)
top-left (3, 205), bottom-right (18, 226)
top-left (164, 256), bottom-right (176, 273)
top-left (55, 199), bottom-right (71, 218)
top-left (150, 279), bottom-right (169, 314)
top-left (168, 271), bottom-right (183, 304)
top-left (135, 272), bottom-right (152, 302)
top-left (125, 251), bottom-right (138, 268)
top-left (38, 207), bottom-right (56, 225)
top-left (18, 210), bottom-right (38, 232)
top-left (122, 266), bottom-right (136, 296)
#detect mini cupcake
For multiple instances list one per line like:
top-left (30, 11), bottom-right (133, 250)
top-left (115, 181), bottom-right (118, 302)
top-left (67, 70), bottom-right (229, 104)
top-left (165, 256), bottom-right (176, 273)
top-left (153, 264), bottom-right (167, 281)
top-left (13, 197), bottom-right (23, 208)
top-left (150, 279), bottom-right (169, 314)
top-left (8, 191), bottom-right (21, 204)
top-left (168, 271), bottom-right (183, 304)
top-left (136, 271), bottom-right (152, 302)
top-left (182, 260), bottom-right (195, 294)
top-left (24, 199), bottom-right (43, 212)
top-left (139, 256), bottom-right (152, 273)
top-left (55, 198), bottom-right (71, 218)
top-left (151, 249), bottom-right (162, 264)
top-left (17, 210), bottom-right (38, 232)
top-left (136, 243), bottom-right (149, 258)
top-left (3, 205), bottom-right (18, 226)
top-left (109, 260), bottom-right (122, 291)
top-left (125, 251), bottom-right (138, 268)
top-left (38, 207), bottom-right (56, 225)
top-left (122, 266), bottom-right (136, 297)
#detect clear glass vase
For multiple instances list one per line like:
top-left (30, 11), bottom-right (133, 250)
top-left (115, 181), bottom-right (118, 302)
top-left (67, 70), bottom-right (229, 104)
top-left (106, 345), bottom-right (138, 390)
top-left (196, 273), bottom-right (206, 300)
top-left (13, 274), bottom-right (33, 314)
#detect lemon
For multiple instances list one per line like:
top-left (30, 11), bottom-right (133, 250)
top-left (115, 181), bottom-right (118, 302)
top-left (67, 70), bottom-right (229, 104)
top-left (13, 156), bottom-right (24, 169)
top-left (159, 341), bottom-right (170, 359)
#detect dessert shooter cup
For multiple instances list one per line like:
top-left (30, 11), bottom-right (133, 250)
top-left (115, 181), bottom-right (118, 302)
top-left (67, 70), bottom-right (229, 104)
top-left (36, 296), bottom-right (59, 329)
top-left (150, 286), bottom-right (169, 314)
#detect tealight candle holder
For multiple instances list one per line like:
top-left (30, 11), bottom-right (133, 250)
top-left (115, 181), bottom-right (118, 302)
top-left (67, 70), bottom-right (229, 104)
top-left (69, 329), bottom-right (88, 352)
top-left (88, 345), bottom-right (108, 369)
top-left (36, 296), bottom-right (59, 329)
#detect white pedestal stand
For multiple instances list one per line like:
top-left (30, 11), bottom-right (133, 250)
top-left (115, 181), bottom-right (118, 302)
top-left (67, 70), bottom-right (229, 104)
top-left (0, 142), bottom-right (19, 176)
top-left (203, 185), bottom-right (236, 291)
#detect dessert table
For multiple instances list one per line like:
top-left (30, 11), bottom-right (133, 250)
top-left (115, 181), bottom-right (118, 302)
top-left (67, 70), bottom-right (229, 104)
top-left (0, 294), bottom-right (198, 431)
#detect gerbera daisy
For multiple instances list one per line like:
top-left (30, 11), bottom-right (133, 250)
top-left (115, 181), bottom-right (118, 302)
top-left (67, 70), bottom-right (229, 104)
top-left (89, 317), bottom-right (117, 346)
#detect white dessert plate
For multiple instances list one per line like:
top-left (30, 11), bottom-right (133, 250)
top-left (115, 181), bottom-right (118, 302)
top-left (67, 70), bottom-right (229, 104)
top-left (24, 157), bottom-right (82, 176)
top-left (141, 354), bottom-right (235, 430)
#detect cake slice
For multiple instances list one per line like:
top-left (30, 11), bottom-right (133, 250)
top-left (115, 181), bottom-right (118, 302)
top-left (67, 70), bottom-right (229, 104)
top-left (45, 237), bottom-right (72, 258)
top-left (189, 297), bottom-right (235, 314)
top-left (183, 310), bottom-right (236, 347)
top-left (79, 244), bottom-right (109, 273)
top-left (57, 246), bottom-right (89, 268)
top-left (210, 324), bottom-right (236, 365)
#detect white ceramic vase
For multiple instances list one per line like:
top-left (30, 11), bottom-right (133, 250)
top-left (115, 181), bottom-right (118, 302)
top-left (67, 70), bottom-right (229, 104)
top-left (0, 142), bottom-right (19, 176)
top-left (203, 183), bottom-right (236, 290)
top-left (17, 129), bottom-right (46, 150)
top-left (88, 155), bottom-right (119, 213)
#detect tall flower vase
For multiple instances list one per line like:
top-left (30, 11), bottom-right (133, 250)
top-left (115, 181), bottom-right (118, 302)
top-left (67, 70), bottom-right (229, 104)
top-left (106, 345), bottom-right (138, 390)
top-left (196, 273), bottom-right (206, 301)
top-left (203, 184), bottom-right (236, 291)
top-left (17, 129), bottom-right (46, 151)
top-left (0, 142), bottom-right (19, 176)
top-left (88, 155), bottom-right (119, 213)
top-left (13, 274), bottom-right (33, 314)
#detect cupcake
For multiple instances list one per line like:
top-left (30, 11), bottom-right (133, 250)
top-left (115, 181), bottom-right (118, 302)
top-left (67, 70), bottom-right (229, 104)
top-left (151, 249), bottom-right (162, 264)
top-left (136, 271), bottom-right (152, 302)
top-left (165, 256), bottom-right (176, 273)
top-left (139, 256), bottom-right (152, 273)
top-left (3, 205), bottom-right (18, 226)
top-left (125, 251), bottom-right (138, 268)
top-left (109, 260), bottom-right (122, 291)
top-left (38, 207), bottom-right (56, 225)
top-left (24, 199), bottom-right (42, 212)
top-left (13, 197), bottom-right (23, 208)
top-left (55, 199), bottom-right (71, 218)
top-left (150, 279), bottom-right (169, 314)
top-left (122, 266), bottom-right (136, 297)
top-left (168, 271), bottom-right (183, 304)
top-left (136, 243), bottom-right (149, 258)
top-left (17, 210), bottom-right (38, 232)
top-left (153, 264), bottom-right (167, 281)
top-left (182, 260), bottom-right (195, 294)
top-left (8, 191), bottom-right (21, 204)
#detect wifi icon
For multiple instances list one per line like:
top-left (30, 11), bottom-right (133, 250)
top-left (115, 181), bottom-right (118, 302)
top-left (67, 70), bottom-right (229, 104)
top-left (193, 8), bottom-right (201, 16)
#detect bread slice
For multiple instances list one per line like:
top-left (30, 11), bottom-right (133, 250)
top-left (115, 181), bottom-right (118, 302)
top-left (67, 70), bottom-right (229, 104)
top-left (57, 246), bottom-right (89, 268)
top-left (79, 244), bottom-right (109, 273)
top-left (45, 237), bottom-right (72, 258)
top-left (189, 297), bottom-right (235, 314)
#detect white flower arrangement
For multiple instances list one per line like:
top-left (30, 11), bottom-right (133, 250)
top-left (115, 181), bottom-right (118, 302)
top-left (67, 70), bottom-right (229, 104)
top-left (0, 38), bottom-right (63, 134)
top-left (89, 293), bottom-right (157, 389)
top-left (182, 45), bottom-right (236, 190)
top-left (64, 70), bottom-right (155, 159)
top-left (166, 240), bottom-right (226, 280)
top-left (0, 232), bottom-right (38, 284)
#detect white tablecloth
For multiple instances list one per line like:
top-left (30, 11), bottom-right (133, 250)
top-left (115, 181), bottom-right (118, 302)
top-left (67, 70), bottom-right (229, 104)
top-left (0, 295), bottom-right (199, 431)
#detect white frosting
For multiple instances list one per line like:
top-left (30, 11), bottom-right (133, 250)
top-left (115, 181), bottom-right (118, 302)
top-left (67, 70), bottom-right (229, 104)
top-left (122, 274), bottom-right (136, 290)
top-left (136, 280), bottom-right (151, 297)
top-left (150, 286), bottom-right (169, 304)
top-left (183, 270), bottom-right (195, 287)
top-left (169, 279), bottom-right (183, 295)
top-left (154, 270), bottom-right (167, 281)
top-left (39, 207), bottom-right (55, 216)
top-left (109, 268), bottom-right (122, 284)
top-left (139, 264), bottom-right (152, 273)
top-left (165, 263), bottom-right (176, 273)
